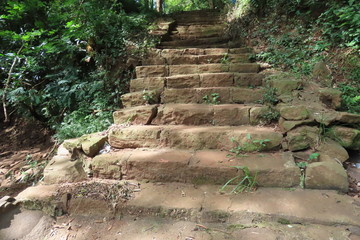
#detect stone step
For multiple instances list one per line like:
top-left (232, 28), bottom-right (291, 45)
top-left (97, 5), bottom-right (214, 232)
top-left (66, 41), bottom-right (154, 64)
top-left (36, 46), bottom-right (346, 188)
top-left (142, 53), bottom-right (251, 65)
top-left (108, 125), bottom-right (283, 151)
top-left (17, 183), bottom-right (360, 227)
top-left (135, 63), bottom-right (260, 78)
top-left (172, 24), bottom-right (225, 34)
top-left (159, 36), bottom-right (230, 47)
top-left (130, 73), bottom-right (263, 92)
top-left (121, 87), bottom-right (264, 108)
top-left (113, 104), bottom-right (268, 126)
top-left (157, 41), bottom-right (244, 49)
top-left (154, 47), bottom-right (252, 56)
top-left (90, 149), bottom-right (299, 187)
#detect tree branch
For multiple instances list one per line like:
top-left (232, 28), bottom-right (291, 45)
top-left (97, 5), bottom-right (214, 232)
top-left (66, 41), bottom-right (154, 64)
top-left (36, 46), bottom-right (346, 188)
top-left (2, 44), bottom-right (24, 123)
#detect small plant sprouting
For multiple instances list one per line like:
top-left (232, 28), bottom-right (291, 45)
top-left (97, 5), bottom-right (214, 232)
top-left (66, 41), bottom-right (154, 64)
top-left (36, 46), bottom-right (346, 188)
top-left (227, 134), bottom-right (271, 157)
top-left (308, 152), bottom-right (320, 161)
top-left (203, 93), bottom-right (220, 105)
top-left (220, 166), bottom-right (257, 194)
top-left (220, 53), bottom-right (230, 64)
top-left (142, 90), bottom-right (155, 104)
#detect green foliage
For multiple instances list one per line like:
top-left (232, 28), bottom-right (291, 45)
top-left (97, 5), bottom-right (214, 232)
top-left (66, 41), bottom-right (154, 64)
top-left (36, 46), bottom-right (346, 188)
top-left (220, 166), bottom-right (257, 193)
top-left (164, 0), bottom-right (229, 13)
top-left (203, 93), bottom-right (220, 104)
top-left (228, 134), bottom-right (271, 157)
top-left (319, 0), bottom-right (360, 49)
top-left (258, 108), bottom-right (280, 124)
top-left (308, 152), bottom-right (319, 161)
top-left (0, 0), bottom-right (156, 140)
top-left (258, 85), bottom-right (278, 105)
top-left (337, 54), bottom-right (360, 114)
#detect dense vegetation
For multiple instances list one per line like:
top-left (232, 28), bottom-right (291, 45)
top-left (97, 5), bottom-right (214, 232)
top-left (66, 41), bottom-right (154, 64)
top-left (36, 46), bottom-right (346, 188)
top-left (1, 0), bottom-right (359, 142)
top-left (0, 0), bottom-right (159, 140)
top-left (228, 0), bottom-right (360, 113)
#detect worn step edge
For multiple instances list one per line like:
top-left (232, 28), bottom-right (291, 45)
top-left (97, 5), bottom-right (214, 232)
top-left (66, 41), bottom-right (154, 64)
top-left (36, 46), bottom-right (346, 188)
top-left (130, 73), bottom-right (264, 92)
top-left (113, 103), bottom-right (269, 127)
top-left (151, 47), bottom-right (252, 56)
top-left (90, 149), bottom-right (299, 187)
top-left (142, 54), bottom-right (251, 66)
top-left (16, 183), bottom-right (360, 227)
top-left (160, 36), bottom-right (230, 47)
top-left (121, 87), bottom-right (265, 108)
top-left (108, 125), bottom-right (283, 151)
top-left (135, 63), bottom-right (260, 78)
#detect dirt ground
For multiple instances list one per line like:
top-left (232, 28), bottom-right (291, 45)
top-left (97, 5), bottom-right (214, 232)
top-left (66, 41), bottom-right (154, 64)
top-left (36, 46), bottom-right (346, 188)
top-left (0, 116), bottom-right (55, 197)
top-left (0, 205), bottom-right (359, 240)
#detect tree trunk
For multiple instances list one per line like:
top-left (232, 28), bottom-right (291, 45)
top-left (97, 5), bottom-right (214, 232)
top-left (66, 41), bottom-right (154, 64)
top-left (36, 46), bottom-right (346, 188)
top-left (156, 0), bottom-right (163, 12)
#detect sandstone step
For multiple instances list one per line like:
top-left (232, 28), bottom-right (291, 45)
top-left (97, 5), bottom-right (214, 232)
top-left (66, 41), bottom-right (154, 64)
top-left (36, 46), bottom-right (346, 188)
top-left (156, 47), bottom-right (252, 56)
top-left (130, 73), bottom-right (264, 92)
top-left (91, 149), bottom-right (299, 187)
top-left (108, 125), bottom-right (283, 151)
top-left (17, 183), bottom-right (360, 227)
top-left (142, 53), bottom-right (251, 65)
top-left (157, 41), bottom-right (244, 49)
top-left (159, 36), bottom-right (230, 47)
top-left (161, 87), bottom-right (265, 105)
top-left (121, 87), bottom-right (264, 108)
top-left (114, 104), bottom-right (268, 126)
top-left (135, 63), bottom-right (260, 78)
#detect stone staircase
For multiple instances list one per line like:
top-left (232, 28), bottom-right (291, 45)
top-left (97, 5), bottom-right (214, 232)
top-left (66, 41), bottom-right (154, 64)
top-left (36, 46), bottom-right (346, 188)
top-left (8, 10), bottom-right (360, 239)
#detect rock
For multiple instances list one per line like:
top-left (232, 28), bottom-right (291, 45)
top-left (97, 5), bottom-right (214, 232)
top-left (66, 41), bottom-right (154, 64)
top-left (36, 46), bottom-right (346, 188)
top-left (136, 65), bottom-right (168, 78)
top-left (312, 111), bottom-right (338, 125)
top-left (91, 152), bottom-right (127, 179)
top-left (81, 134), bottom-right (107, 157)
top-left (234, 73), bottom-right (264, 87)
top-left (305, 161), bottom-right (348, 192)
top-left (231, 88), bottom-right (265, 103)
top-left (316, 138), bottom-right (349, 163)
top-left (267, 73), bottom-right (302, 95)
top-left (312, 62), bottom-right (332, 86)
top-left (327, 126), bottom-right (360, 150)
top-left (109, 125), bottom-right (162, 149)
top-left (249, 106), bottom-right (271, 125)
top-left (318, 88), bottom-right (342, 109)
top-left (63, 134), bottom-right (107, 158)
top-left (200, 73), bottom-right (233, 87)
top-left (113, 105), bottom-right (158, 125)
top-left (154, 104), bottom-right (213, 125)
top-left (43, 156), bottom-right (87, 184)
top-left (279, 105), bottom-right (309, 120)
top-left (278, 117), bottom-right (313, 132)
top-left (167, 74), bottom-right (200, 88)
top-left (130, 77), bottom-right (165, 92)
top-left (121, 90), bottom-right (160, 108)
top-left (286, 126), bottom-right (320, 151)
top-left (213, 105), bottom-right (251, 126)
top-left (336, 112), bottom-right (360, 124)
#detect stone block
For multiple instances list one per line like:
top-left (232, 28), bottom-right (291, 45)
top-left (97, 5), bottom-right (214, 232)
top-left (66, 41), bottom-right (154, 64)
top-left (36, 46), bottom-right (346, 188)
top-left (200, 73), bottom-right (234, 87)
top-left (234, 73), bottom-right (264, 87)
top-left (166, 74), bottom-right (200, 88)
top-left (327, 126), bottom-right (360, 150)
top-left (279, 105), bottom-right (309, 120)
top-left (231, 88), bottom-right (264, 103)
top-left (113, 105), bottom-right (158, 125)
top-left (305, 161), bottom-right (348, 192)
top-left (319, 88), bottom-right (342, 109)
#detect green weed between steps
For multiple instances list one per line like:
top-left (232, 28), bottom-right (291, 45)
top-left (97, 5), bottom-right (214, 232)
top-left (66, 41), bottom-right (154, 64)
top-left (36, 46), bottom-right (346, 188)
top-left (227, 134), bottom-right (271, 157)
top-left (203, 93), bottom-right (220, 105)
top-left (220, 166), bottom-right (258, 194)
top-left (296, 153), bottom-right (320, 188)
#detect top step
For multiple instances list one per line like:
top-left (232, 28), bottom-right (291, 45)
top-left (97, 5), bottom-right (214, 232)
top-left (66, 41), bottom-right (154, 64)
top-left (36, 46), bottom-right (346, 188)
top-left (170, 10), bottom-right (223, 25)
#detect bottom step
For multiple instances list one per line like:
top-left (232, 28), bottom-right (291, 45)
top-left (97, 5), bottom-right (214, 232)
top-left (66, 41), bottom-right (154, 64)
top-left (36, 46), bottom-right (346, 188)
top-left (90, 150), bottom-right (299, 187)
top-left (17, 182), bottom-right (360, 228)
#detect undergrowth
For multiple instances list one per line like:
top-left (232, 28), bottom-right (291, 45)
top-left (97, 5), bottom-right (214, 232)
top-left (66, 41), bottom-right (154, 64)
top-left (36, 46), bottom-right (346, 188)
top-left (227, 0), bottom-right (360, 114)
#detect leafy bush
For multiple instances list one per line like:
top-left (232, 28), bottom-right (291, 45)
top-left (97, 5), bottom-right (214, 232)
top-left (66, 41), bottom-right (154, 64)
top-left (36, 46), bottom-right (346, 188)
top-left (0, 0), bottom-right (157, 141)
